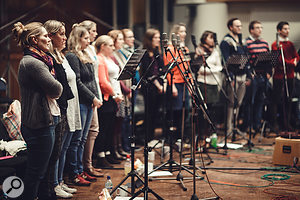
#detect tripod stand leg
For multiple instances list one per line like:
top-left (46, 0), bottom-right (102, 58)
top-left (176, 173), bottom-right (187, 191)
top-left (191, 194), bottom-right (199, 200)
top-left (147, 188), bottom-right (164, 200)
top-left (130, 187), bottom-right (164, 200)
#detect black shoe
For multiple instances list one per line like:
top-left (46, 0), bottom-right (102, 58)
top-left (118, 148), bottom-right (129, 157)
top-left (231, 132), bottom-right (236, 142)
top-left (96, 157), bottom-right (114, 168)
top-left (106, 154), bottom-right (121, 164)
top-left (113, 151), bottom-right (126, 160)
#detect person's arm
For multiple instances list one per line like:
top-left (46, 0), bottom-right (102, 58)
top-left (97, 55), bottom-right (115, 96)
top-left (26, 58), bottom-right (62, 99)
top-left (120, 80), bottom-right (131, 96)
top-left (285, 42), bottom-right (299, 67)
top-left (66, 53), bottom-right (96, 105)
top-left (220, 40), bottom-right (230, 61)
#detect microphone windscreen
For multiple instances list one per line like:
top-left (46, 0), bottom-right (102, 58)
top-left (213, 32), bottom-right (218, 45)
top-left (171, 33), bottom-right (177, 47)
top-left (276, 32), bottom-right (280, 48)
top-left (238, 33), bottom-right (242, 45)
top-left (162, 32), bottom-right (168, 48)
top-left (176, 34), bottom-right (181, 48)
top-left (191, 35), bottom-right (197, 49)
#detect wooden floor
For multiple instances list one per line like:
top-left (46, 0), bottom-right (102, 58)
top-left (68, 134), bottom-right (300, 200)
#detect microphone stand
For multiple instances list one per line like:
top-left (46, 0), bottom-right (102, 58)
top-left (194, 53), bottom-right (229, 156)
top-left (174, 46), bottom-right (219, 200)
top-left (214, 43), bottom-right (237, 150)
top-left (131, 53), bottom-right (163, 200)
top-left (111, 49), bottom-right (162, 200)
top-left (279, 44), bottom-right (290, 131)
top-left (149, 45), bottom-right (203, 191)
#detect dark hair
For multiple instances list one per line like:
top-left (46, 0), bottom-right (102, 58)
top-left (276, 21), bottom-right (289, 31)
top-left (200, 30), bottom-right (215, 45)
top-left (248, 20), bottom-right (261, 32)
top-left (143, 28), bottom-right (161, 53)
top-left (227, 18), bottom-right (239, 30)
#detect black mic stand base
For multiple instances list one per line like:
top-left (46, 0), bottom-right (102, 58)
top-left (191, 193), bottom-right (220, 200)
top-left (130, 186), bottom-right (164, 200)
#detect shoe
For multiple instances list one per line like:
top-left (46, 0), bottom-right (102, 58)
top-left (113, 151), bottom-right (126, 160)
top-left (81, 171), bottom-right (97, 182)
top-left (85, 168), bottom-right (104, 177)
top-left (72, 174), bottom-right (91, 186)
top-left (92, 166), bottom-right (102, 172)
top-left (118, 148), bottom-right (129, 157)
top-left (54, 185), bottom-right (73, 199)
top-left (106, 154), bottom-right (121, 164)
top-left (96, 157), bottom-right (114, 168)
top-left (60, 181), bottom-right (77, 194)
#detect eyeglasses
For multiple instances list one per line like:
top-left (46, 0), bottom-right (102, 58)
top-left (254, 26), bottom-right (263, 29)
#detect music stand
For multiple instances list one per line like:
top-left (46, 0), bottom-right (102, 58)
top-left (226, 54), bottom-right (249, 74)
top-left (253, 51), bottom-right (280, 68)
top-left (250, 50), bottom-right (280, 140)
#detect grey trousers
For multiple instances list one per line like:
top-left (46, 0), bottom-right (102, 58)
top-left (226, 74), bottom-right (246, 133)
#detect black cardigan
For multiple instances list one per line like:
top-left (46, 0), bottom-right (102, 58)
top-left (50, 54), bottom-right (74, 114)
top-left (65, 52), bottom-right (98, 106)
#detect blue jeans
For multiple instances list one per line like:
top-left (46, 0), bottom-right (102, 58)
top-left (243, 75), bottom-right (267, 130)
top-left (53, 129), bottom-right (79, 186)
top-left (22, 116), bottom-right (59, 200)
top-left (68, 104), bottom-right (93, 176)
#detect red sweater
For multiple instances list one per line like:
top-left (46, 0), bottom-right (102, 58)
top-left (271, 40), bottom-right (299, 79)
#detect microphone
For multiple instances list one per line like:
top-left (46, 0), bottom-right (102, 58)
top-left (162, 32), bottom-right (168, 48)
top-left (237, 33), bottom-right (243, 46)
top-left (176, 34), bottom-right (181, 49)
top-left (213, 32), bottom-right (218, 46)
top-left (276, 32), bottom-right (280, 48)
top-left (171, 33), bottom-right (177, 49)
top-left (191, 35), bottom-right (197, 49)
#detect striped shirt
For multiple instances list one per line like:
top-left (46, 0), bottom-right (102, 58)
top-left (246, 36), bottom-right (270, 74)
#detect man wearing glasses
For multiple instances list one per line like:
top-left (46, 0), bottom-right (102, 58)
top-left (242, 21), bottom-right (271, 136)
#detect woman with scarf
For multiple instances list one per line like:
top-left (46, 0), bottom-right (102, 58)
top-left (12, 22), bottom-right (62, 200)
top-left (195, 30), bottom-right (223, 137)
top-left (108, 29), bottom-right (130, 160)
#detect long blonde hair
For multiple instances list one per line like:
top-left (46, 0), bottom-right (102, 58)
top-left (67, 24), bottom-right (93, 64)
top-left (12, 22), bottom-right (44, 49)
top-left (44, 20), bottom-right (65, 64)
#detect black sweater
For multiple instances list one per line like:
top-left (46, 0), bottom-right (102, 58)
top-left (50, 55), bottom-right (74, 114)
top-left (66, 52), bottom-right (98, 106)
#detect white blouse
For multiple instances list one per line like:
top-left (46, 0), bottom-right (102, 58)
top-left (197, 48), bottom-right (223, 86)
top-left (62, 58), bottom-right (82, 132)
top-left (104, 56), bottom-right (122, 96)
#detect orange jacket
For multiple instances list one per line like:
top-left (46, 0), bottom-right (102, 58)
top-left (163, 45), bottom-right (190, 84)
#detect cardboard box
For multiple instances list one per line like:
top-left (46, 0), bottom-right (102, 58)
top-left (273, 137), bottom-right (300, 166)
